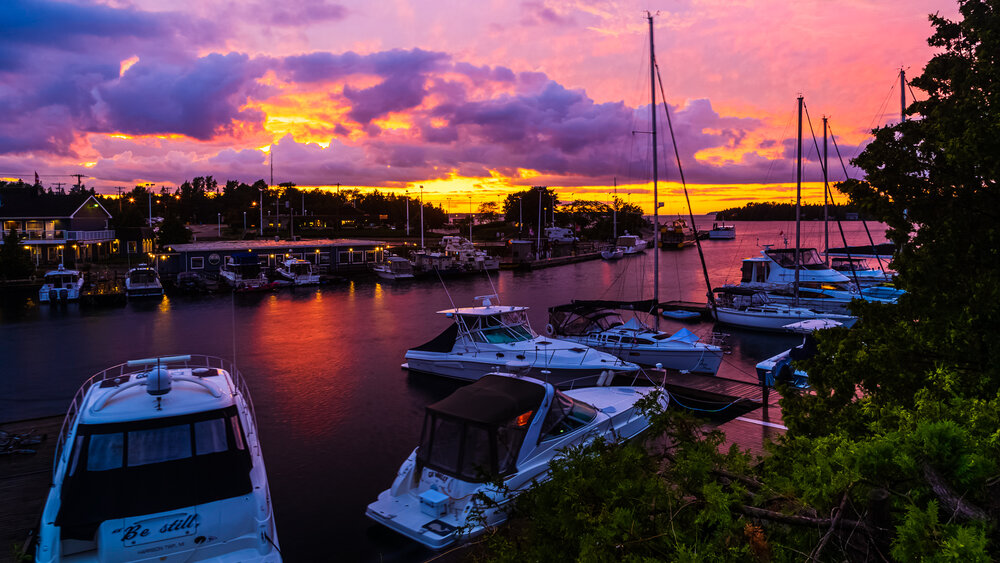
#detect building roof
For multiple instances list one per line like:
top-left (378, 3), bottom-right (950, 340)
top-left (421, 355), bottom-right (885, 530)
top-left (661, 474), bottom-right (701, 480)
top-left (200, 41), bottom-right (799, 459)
top-left (0, 191), bottom-right (110, 219)
top-left (165, 238), bottom-right (385, 253)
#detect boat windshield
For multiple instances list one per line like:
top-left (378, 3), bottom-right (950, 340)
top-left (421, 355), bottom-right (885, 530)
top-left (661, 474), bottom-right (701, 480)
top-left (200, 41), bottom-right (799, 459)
top-left (56, 405), bottom-right (252, 540)
top-left (129, 270), bottom-right (157, 284)
top-left (291, 263), bottom-right (310, 275)
top-left (539, 391), bottom-right (597, 441)
top-left (463, 312), bottom-right (534, 344)
top-left (417, 411), bottom-right (532, 482)
top-left (766, 248), bottom-right (825, 268)
top-left (616, 235), bottom-right (637, 246)
top-left (46, 274), bottom-right (78, 287)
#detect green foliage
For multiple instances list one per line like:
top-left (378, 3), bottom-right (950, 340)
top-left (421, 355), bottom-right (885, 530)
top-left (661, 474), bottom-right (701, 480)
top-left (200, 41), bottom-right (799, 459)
top-left (714, 201), bottom-right (870, 221)
top-left (0, 228), bottom-right (35, 280)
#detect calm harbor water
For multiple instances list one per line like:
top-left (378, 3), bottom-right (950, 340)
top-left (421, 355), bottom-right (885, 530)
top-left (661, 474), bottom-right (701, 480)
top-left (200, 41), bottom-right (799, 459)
top-left (0, 217), bottom-right (887, 561)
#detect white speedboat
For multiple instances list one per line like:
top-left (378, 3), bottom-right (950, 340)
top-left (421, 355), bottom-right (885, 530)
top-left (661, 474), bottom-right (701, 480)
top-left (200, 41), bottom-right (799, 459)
top-left (403, 295), bottom-right (640, 385)
top-left (366, 372), bottom-right (667, 549)
top-left (39, 265), bottom-right (84, 303)
top-left (124, 264), bottom-right (164, 298)
top-left (36, 355), bottom-right (280, 563)
top-left (708, 222), bottom-right (736, 240)
top-left (373, 255), bottom-right (415, 280)
top-left (755, 319), bottom-right (843, 388)
top-left (829, 256), bottom-right (894, 287)
top-left (712, 287), bottom-right (857, 332)
top-left (547, 301), bottom-right (724, 374)
top-left (219, 253), bottom-right (275, 293)
top-left (600, 248), bottom-right (623, 260)
top-left (614, 234), bottom-right (647, 255)
top-left (275, 258), bottom-right (321, 286)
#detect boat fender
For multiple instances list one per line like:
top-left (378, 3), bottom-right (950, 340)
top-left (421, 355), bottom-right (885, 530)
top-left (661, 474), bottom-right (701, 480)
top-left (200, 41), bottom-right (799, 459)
top-left (544, 323), bottom-right (556, 336)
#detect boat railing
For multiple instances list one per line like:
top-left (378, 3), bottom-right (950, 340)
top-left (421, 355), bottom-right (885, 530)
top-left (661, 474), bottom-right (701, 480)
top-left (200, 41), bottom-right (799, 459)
top-left (556, 366), bottom-right (667, 391)
top-left (53, 354), bottom-right (256, 477)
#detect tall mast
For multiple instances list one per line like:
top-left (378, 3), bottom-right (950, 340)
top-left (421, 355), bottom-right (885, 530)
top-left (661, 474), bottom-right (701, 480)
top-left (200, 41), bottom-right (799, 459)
top-left (649, 13), bottom-right (660, 330)
top-left (612, 177), bottom-right (617, 240)
top-left (823, 116), bottom-right (829, 262)
top-left (795, 95), bottom-right (803, 305)
top-left (900, 68), bottom-right (906, 123)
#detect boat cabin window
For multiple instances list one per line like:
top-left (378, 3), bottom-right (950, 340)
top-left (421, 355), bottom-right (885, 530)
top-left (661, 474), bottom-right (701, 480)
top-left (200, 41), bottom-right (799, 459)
top-left (57, 406), bottom-right (253, 540)
top-left (463, 313), bottom-right (534, 344)
top-left (417, 411), bottom-right (532, 481)
top-left (540, 391), bottom-right (597, 441)
top-left (767, 248), bottom-right (825, 268)
top-left (741, 261), bottom-right (768, 283)
top-left (291, 263), bottom-right (310, 275)
top-left (129, 270), bottom-right (157, 284)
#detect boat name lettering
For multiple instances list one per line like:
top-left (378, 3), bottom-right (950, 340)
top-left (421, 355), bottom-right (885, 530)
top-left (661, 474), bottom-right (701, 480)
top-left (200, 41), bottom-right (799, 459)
top-left (114, 514), bottom-right (198, 543)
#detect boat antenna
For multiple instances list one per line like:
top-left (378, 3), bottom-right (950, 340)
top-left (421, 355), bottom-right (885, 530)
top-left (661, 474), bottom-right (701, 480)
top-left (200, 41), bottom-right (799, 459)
top-left (654, 53), bottom-right (715, 314)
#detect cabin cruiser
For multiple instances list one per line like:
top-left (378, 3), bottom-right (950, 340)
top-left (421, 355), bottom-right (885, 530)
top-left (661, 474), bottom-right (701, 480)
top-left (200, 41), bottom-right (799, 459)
top-left (366, 371), bottom-right (668, 549)
top-left (403, 295), bottom-right (640, 386)
top-left (39, 265), bottom-right (85, 303)
top-left (708, 222), bottom-right (736, 240)
top-left (659, 219), bottom-right (695, 249)
top-left (547, 300), bottom-right (724, 374)
top-left (275, 258), bottom-right (321, 286)
top-left (219, 253), bottom-right (275, 292)
top-left (600, 247), bottom-right (623, 260)
top-left (124, 264), bottom-right (164, 298)
top-left (738, 246), bottom-right (852, 291)
top-left (411, 236), bottom-right (500, 275)
top-left (36, 355), bottom-right (280, 562)
top-left (614, 233), bottom-right (647, 255)
top-left (373, 255), bottom-right (415, 280)
top-left (712, 287), bottom-right (857, 332)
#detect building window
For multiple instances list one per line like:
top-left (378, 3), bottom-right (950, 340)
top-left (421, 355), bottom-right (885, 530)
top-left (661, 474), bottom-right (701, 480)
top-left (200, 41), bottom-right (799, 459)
top-left (319, 252), bottom-right (330, 264)
top-left (190, 257), bottom-right (205, 270)
top-left (338, 251), bottom-right (349, 264)
top-left (128, 241), bottom-right (137, 254)
top-left (365, 250), bottom-right (375, 262)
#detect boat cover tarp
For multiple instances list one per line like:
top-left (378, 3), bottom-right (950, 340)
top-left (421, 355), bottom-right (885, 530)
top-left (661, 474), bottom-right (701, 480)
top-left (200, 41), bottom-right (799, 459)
top-left (410, 323), bottom-right (459, 352)
top-left (664, 328), bottom-right (701, 343)
top-left (427, 375), bottom-right (545, 426)
top-left (620, 317), bottom-right (645, 331)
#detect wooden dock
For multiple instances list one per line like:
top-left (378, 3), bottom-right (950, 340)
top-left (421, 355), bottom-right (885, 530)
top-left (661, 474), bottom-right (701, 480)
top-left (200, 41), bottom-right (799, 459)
top-left (500, 251), bottom-right (602, 270)
top-left (658, 371), bottom-right (786, 458)
top-left (0, 416), bottom-right (62, 560)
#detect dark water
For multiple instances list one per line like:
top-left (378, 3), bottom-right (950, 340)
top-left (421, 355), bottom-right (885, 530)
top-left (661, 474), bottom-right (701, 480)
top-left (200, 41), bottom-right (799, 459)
top-left (0, 217), bottom-right (887, 561)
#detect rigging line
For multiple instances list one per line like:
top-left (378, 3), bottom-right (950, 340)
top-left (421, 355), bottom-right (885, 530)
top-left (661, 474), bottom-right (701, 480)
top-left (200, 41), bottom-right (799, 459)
top-left (434, 267), bottom-right (458, 311)
top-left (484, 265), bottom-right (500, 306)
top-left (805, 104), bottom-right (864, 288)
top-left (828, 124), bottom-right (888, 274)
top-left (654, 61), bottom-right (715, 311)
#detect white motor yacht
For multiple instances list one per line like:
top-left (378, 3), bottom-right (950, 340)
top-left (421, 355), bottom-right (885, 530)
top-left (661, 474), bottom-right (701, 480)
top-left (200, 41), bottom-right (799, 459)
top-left (366, 371), bottom-right (668, 549)
top-left (712, 287), bottom-right (857, 332)
top-left (547, 301), bottom-right (724, 374)
top-left (39, 264), bottom-right (85, 303)
top-left (708, 222), bottom-right (736, 240)
top-left (124, 264), bottom-right (164, 298)
top-left (275, 258), bottom-right (321, 286)
top-left (373, 255), bottom-right (415, 280)
top-left (36, 355), bottom-right (280, 563)
top-left (614, 233), bottom-right (647, 255)
top-left (411, 237), bottom-right (500, 275)
top-left (600, 248), bottom-right (623, 260)
top-left (755, 283), bottom-right (902, 314)
top-left (219, 253), bottom-right (275, 293)
top-left (738, 246), bottom-right (852, 290)
top-left (403, 295), bottom-right (640, 385)
top-left (829, 256), bottom-right (894, 287)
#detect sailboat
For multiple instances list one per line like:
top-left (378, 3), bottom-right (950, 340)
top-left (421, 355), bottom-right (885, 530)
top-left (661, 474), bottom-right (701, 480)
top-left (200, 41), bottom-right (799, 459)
top-left (711, 97), bottom-right (858, 331)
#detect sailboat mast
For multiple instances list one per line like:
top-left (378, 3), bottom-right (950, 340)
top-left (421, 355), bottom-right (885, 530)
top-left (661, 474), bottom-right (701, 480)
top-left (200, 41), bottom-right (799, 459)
top-left (900, 68), bottom-right (906, 123)
top-left (795, 95), bottom-right (803, 305)
top-left (613, 177), bottom-right (617, 240)
top-left (823, 116), bottom-right (829, 262)
top-left (649, 13), bottom-right (660, 329)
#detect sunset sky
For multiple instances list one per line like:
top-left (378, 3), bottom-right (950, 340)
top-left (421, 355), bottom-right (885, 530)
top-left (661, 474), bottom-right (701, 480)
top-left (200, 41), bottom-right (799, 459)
top-left (1, 0), bottom-right (958, 213)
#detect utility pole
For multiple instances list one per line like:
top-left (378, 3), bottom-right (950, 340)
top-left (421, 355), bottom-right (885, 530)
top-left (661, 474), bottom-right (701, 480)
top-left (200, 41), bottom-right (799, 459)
top-left (71, 174), bottom-right (84, 189)
top-left (518, 196), bottom-right (522, 236)
top-left (405, 191), bottom-right (410, 237)
top-left (468, 194), bottom-right (473, 241)
top-left (52, 182), bottom-right (66, 192)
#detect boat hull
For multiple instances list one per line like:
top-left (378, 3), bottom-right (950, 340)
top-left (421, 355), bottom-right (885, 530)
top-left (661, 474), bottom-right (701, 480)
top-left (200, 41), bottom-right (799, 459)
top-left (403, 353), bottom-right (638, 387)
top-left (713, 307), bottom-right (857, 332)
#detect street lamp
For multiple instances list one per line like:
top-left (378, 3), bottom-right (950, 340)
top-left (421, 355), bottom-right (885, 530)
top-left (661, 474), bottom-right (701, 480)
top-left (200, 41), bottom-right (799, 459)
top-left (419, 185), bottom-right (425, 249)
top-left (243, 211), bottom-right (247, 232)
top-left (468, 194), bottom-right (473, 241)
top-left (217, 213), bottom-right (222, 237)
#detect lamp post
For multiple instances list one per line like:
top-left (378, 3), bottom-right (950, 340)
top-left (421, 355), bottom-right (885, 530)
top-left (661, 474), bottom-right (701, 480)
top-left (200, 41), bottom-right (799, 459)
top-left (419, 185), bottom-right (425, 249)
top-left (468, 194), bottom-right (473, 241)
top-left (405, 191), bottom-right (410, 237)
top-left (243, 211), bottom-right (247, 232)
top-left (217, 213), bottom-right (221, 238)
